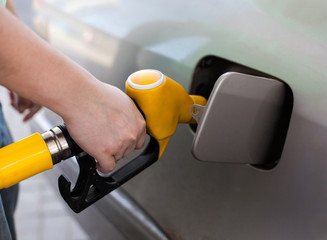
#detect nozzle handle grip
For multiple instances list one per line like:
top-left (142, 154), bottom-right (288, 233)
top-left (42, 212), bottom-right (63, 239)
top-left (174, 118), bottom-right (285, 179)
top-left (58, 135), bottom-right (159, 213)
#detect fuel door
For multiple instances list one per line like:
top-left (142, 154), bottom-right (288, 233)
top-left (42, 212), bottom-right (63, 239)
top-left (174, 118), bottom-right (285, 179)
top-left (191, 72), bottom-right (292, 169)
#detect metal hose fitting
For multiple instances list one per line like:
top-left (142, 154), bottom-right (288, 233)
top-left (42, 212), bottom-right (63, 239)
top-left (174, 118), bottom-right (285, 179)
top-left (41, 126), bottom-right (72, 164)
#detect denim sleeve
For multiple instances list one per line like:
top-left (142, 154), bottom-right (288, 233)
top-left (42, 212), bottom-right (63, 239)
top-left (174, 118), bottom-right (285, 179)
top-left (0, 103), bottom-right (18, 240)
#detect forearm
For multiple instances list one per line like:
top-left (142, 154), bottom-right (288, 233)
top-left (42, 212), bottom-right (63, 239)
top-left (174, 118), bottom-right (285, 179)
top-left (0, 6), bottom-right (146, 173)
top-left (0, 6), bottom-right (101, 120)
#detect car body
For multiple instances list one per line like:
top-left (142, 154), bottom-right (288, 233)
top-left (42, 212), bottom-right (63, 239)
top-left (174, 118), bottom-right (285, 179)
top-left (30, 0), bottom-right (327, 239)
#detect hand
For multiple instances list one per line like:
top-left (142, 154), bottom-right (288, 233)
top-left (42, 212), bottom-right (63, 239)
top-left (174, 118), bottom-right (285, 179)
top-left (63, 83), bottom-right (146, 173)
top-left (9, 91), bottom-right (42, 121)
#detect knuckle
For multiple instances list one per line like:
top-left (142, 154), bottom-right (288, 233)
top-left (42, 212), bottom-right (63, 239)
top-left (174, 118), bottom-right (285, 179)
top-left (128, 131), bottom-right (138, 143)
top-left (101, 145), bottom-right (112, 156)
top-left (140, 120), bottom-right (146, 132)
top-left (125, 128), bottom-right (138, 144)
top-left (136, 139), bottom-right (145, 149)
top-left (116, 140), bottom-right (124, 150)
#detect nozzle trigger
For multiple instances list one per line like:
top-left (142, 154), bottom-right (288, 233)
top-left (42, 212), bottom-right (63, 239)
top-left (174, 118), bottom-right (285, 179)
top-left (58, 135), bottom-right (159, 213)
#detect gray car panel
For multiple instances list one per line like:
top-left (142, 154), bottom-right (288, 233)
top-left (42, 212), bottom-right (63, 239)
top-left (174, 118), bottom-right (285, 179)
top-left (30, 0), bottom-right (327, 239)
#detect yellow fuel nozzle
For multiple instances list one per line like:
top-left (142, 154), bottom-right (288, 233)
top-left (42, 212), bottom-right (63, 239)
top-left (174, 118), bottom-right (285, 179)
top-left (0, 70), bottom-right (205, 189)
top-left (126, 69), bottom-right (207, 158)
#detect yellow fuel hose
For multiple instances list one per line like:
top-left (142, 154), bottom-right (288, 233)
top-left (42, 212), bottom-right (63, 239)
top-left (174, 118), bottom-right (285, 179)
top-left (0, 133), bottom-right (53, 188)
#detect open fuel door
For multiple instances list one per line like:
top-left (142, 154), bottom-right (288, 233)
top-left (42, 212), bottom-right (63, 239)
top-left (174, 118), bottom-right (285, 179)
top-left (191, 72), bottom-right (293, 169)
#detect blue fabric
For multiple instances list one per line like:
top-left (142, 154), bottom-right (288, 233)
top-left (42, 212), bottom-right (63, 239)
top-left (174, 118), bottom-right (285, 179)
top-left (0, 103), bottom-right (18, 240)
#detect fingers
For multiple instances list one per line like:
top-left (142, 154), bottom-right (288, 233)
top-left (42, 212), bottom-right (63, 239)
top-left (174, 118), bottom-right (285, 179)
top-left (22, 104), bottom-right (41, 122)
top-left (135, 129), bottom-right (146, 149)
top-left (121, 142), bottom-right (136, 160)
top-left (9, 91), bottom-right (24, 112)
top-left (8, 91), bottom-right (42, 121)
top-left (9, 91), bottom-right (15, 107)
top-left (121, 126), bottom-right (146, 158)
top-left (64, 84), bottom-right (147, 174)
top-left (95, 155), bottom-right (116, 173)
top-left (96, 130), bottom-right (146, 174)
top-left (96, 142), bottom-right (138, 173)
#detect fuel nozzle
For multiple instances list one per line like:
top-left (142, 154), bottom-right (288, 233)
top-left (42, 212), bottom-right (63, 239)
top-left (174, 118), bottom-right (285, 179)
top-left (0, 69), bottom-right (206, 213)
top-left (126, 69), bottom-right (207, 158)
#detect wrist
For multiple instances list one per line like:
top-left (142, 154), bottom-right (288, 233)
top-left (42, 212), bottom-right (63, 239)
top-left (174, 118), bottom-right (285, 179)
top-left (52, 76), bottom-right (105, 122)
